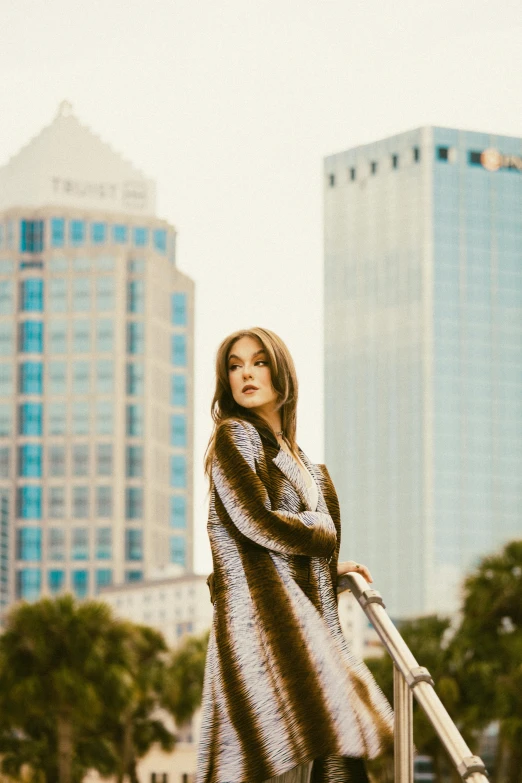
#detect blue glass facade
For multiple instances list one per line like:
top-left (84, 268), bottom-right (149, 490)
top-left (325, 126), bottom-right (522, 616)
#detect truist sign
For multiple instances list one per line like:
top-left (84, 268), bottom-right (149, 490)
top-left (480, 148), bottom-right (522, 172)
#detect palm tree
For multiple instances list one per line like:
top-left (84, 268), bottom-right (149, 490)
top-left (450, 540), bottom-right (522, 783)
top-left (162, 631), bottom-right (209, 726)
top-left (100, 623), bottom-right (176, 783)
top-left (0, 595), bottom-right (128, 783)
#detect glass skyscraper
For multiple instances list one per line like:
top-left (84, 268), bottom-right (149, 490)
top-left (0, 103), bottom-right (194, 610)
top-left (324, 127), bottom-right (522, 617)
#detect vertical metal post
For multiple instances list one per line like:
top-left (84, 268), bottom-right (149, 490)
top-left (394, 663), bottom-right (414, 783)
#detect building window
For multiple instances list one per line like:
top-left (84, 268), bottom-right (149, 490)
top-left (170, 456), bottom-right (187, 488)
top-left (70, 220), bottom-right (85, 246)
top-left (18, 444), bottom-right (42, 477)
top-left (125, 529), bottom-right (143, 561)
top-left (20, 220), bottom-right (44, 253)
top-left (20, 279), bottom-right (44, 312)
top-left (96, 569), bottom-right (112, 590)
top-left (48, 445), bottom-right (66, 477)
top-left (171, 292), bottom-right (187, 325)
top-left (73, 486), bottom-right (89, 519)
top-left (96, 444), bottom-right (113, 476)
top-left (48, 528), bottom-right (65, 560)
top-left (19, 402), bottom-right (43, 435)
top-left (96, 486), bottom-right (112, 518)
top-left (51, 218), bottom-right (65, 248)
top-left (126, 404), bottom-right (143, 436)
top-left (96, 277), bottom-right (115, 311)
top-left (96, 360), bottom-right (114, 393)
top-left (468, 151), bottom-right (482, 166)
top-left (170, 496), bottom-right (186, 529)
top-left (127, 322), bottom-right (144, 354)
top-left (328, 174), bottom-right (335, 187)
top-left (19, 362), bottom-right (43, 394)
top-left (113, 224), bottom-right (128, 244)
top-left (370, 161), bottom-right (377, 175)
top-left (97, 256), bottom-right (115, 271)
top-left (171, 374), bottom-right (187, 406)
top-left (17, 527), bottom-right (42, 561)
top-left (0, 323), bottom-right (13, 356)
top-left (0, 364), bottom-right (13, 396)
top-left (125, 488), bottom-right (143, 519)
top-left (19, 321), bottom-right (44, 353)
top-left (96, 401), bottom-right (113, 435)
top-left (48, 487), bottom-right (65, 519)
top-left (392, 154), bottom-right (399, 169)
top-left (48, 361), bottom-right (67, 393)
top-left (0, 280), bottom-right (13, 314)
top-left (126, 445), bottom-right (143, 477)
top-left (349, 167), bottom-right (356, 181)
top-left (0, 404), bottom-right (12, 436)
top-left (91, 222), bottom-right (107, 244)
top-left (127, 280), bottom-right (145, 313)
top-left (125, 570), bottom-right (143, 583)
top-left (72, 444), bottom-right (89, 476)
top-left (48, 321), bottom-right (67, 354)
top-left (72, 401), bottom-right (89, 435)
top-left (413, 146), bottom-right (420, 162)
top-left (96, 527), bottom-right (112, 559)
top-left (49, 278), bottom-right (67, 312)
top-left (437, 146), bottom-right (449, 161)
top-left (172, 335), bottom-right (187, 366)
top-left (16, 568), bottom-right (41, 600)
top-left (72, 528), bottom-right (89, 560)
top-left (72, 361), bottom-right (90, 395)
top-left (17, 486), bottom-right (42, 519)
top-left (126, 363), bottom-right (144, 395)
top-left (0, 447), bottom-right (10, 477)
top-left (72, 570), bottom-right (88, 598)
top-left (170, 536), bottom-right (186, 567)
top-left (49, 257), bottom-right (68, 272)
top-left (153, 229), bottom-right (167, 253)
top-left (73, 320), bottom-right (91, 353)
top-left (48, 402), bottom-right (67, 435)
top-left (75, 259), bottom-right (91, 275)
top-left (72, 278), bottom-right (91, 311)
top-left (133, 227), bottom-right (148, 247)
top-left (96, 319), bottom-right (114, 353)
top-left (171, 415), bottom-right (187, 447)
top-left (48, 569), bottom-right (65, 594)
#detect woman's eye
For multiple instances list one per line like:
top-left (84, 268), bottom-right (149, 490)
top-left (229, 364), bottom-right (240, 371)
top-left (255, 360), bottom-right (267, 366)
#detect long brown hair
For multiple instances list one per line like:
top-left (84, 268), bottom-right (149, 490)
top-left (204, 327), bottom-right (299, 482)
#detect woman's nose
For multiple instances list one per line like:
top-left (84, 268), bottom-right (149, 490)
top-left (242, 366), bottom-right (253, 379)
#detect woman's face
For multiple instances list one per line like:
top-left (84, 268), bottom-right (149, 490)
top-left (227, 336), bottom-right (278, 414)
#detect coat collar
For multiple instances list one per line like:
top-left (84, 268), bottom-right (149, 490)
top-left (272, 446), bottom-right (328, 513)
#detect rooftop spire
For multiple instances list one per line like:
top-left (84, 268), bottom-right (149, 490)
top-left (56, 99), bottom-right (73, 118)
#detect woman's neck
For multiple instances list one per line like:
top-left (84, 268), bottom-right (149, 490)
top-left (256, 406), bottom-right (282, 438)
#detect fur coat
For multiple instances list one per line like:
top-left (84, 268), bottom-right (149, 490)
top-left (196, 418), bottom-right (393, 783)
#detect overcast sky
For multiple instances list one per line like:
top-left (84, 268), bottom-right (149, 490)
top-left (1, 0), bottom-right (522, 571)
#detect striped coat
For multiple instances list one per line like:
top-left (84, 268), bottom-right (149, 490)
top-left (196, 419), bottom-right (393, 783)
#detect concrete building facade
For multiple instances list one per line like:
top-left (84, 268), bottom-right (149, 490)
top-left (0, 103), bottom-right (194, 609)
top-left (324, 127), bottom-right (522, 617)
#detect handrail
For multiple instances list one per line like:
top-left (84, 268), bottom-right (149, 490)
top-left (337, 573), bottom-right (489, 782)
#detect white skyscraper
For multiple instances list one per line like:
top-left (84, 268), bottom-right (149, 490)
top-left (0, 103), bottom-right (194, 610)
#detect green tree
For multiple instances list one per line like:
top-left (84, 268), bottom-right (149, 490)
top-left (0, 594), bottom-right (128, 783)
top-left (101, 623), bottom-right (176, 783)
top-left (449, 540), bottom-right (522, 783)
top-left (163, 631), bottom-right (209, 725)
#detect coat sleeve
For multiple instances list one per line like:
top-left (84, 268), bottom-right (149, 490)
top-left (212, 419), bottom-right (337, 558)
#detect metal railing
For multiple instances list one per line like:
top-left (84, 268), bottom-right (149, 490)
top-left (337, 573), bottom-right (489, 783)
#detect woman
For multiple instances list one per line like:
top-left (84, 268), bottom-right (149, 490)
top-left (197, 327), bottom-right (393, 783)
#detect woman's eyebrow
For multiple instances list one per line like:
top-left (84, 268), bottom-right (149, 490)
top-left (228, 349), bottom-right (266, 362)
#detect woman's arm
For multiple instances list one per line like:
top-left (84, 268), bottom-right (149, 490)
top-left (212, 419), bottom-right (337, 559)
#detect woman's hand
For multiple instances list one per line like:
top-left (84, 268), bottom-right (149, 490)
top-left (337, 560), bottom-right (373, 583)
